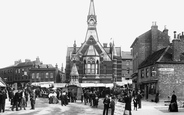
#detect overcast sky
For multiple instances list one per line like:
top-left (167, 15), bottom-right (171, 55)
top-left (0, 0), bottom-right (184, 69)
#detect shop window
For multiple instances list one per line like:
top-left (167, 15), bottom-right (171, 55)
top-left (151, 66), bottom-right (156, 77)
top-left (32, 73), bottom-right (35, 79)
top-left (36, 73), bottom-right (39, 78)
top-left (146, 68), bottom-right (149, 77)
top-left (149, 83), bottom-right (156, 94)
top-left (141, 69), bottom-right (144, 78)
top-left (46, 73), bottom-right (49, 78)
top-left (50, 73), bottom-right (53, 78)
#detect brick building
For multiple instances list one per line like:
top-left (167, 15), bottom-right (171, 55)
top-left (29, 64), bottom-right (57, 83)
top-left (0, 65), bottom-right (15, 85)
top-left (0, 57), bottom-right (61, 89)
top-left (65, 0), bottom-right (122, 84)
top-left (131, 22), bottom-right (184, 100)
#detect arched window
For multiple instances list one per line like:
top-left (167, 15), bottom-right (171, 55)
top-left (85, 57), bottom-right (99, 74)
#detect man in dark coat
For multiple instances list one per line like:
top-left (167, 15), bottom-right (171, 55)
top-left (0, 89), bottom-right (7, 113)
top-left (124, 92), bottom-right (132, 115)
top-left (30, 90), bottom-right (36, 110)
top-left (8, 88), bottom-right (14, 105)
top-left (103, 94), bottom-right (110, 115)
top-left (12, 89), bottom-right (22, 111)
top-left (137, 90), bottom-right (142, 109)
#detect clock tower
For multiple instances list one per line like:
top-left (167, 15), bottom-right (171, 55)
top-left (87, 0), bottom-right (97, 29)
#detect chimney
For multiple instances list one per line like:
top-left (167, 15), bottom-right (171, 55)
top-left (55, 63), bottom-right (58, 68)
top-left (103, 43), bottom-right (107, 48)
top-left (163, 25), bottom-right (168, 35)
top-left (151, 21), bottom-right (158, 53)
top-left (172, 31), bottom-right (181, 61)
top-left (151, 21), bottom-right (158, 30)
top-left (180, 32), bottom-right (184, 40)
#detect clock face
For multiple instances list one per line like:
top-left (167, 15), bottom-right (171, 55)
top-left (89, 19), bottom-right (94, 25)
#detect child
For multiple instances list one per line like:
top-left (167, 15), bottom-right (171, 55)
top-left (133, 96), bottom-right (138, 111)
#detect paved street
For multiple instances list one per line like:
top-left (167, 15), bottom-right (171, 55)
top-left (2, 98), bottom-right (184, 115)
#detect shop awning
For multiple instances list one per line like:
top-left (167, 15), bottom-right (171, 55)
top-left (80, 83), bottom-right (95, 87)
top-left (53, 83), bottom-right (66, 88)
top-left (0, 82), bottom-right (6, 87)
top-left (0, 77), bottom-right (6, 87)
top-left (105, 83), bottom-right (113, 88)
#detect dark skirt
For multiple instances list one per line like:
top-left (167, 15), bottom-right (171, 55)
top-left (169, 102), bottom-right (178, 112)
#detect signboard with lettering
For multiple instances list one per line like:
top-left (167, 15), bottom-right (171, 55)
top-left (114, 102), bottom-right (125, 115)
top-left (158, 68), bottom-right (174, 74)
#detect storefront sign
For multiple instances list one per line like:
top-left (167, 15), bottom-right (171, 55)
top-left (114, 102), bottom-right (125, 115)
top-left (158, 68), bottom-right (174, 74)
top-left (158, 68), bottom-right (174, 71)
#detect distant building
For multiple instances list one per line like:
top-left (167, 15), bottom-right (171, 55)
top-left (121, 51), bottom-right (133, 85)
top-left (0, 57), bottom-right (60, 89)
top-left (131, 22), bottom-right (184, 100)
top-left (29, 64), bottom-right (56, 83)
top-left (65, 0), bottom-right (122, 84)
top-left (0, 65), bottom-right (15, 85)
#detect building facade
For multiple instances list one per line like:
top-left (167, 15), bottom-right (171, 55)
top-left (0, 57), bottom-right (61, 89)
top-left (131, 22), bottom-right (170, 92)
top-left (131, 22), bottom-right (184, 100)
top-left (65, 0), bottom-right (122, 84)
top-left (121, 51), bottom-right (133, 86)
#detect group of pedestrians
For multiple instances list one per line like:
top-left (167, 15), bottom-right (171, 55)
top-left (10, 87), bottom-right (36, 111)
top-left (82, 89), bottom-right (99, 108)
top-left (102, 89), bottom-right (143, 115)
top-left (103, 94), bottom-right (116, 115)
top-left (0, 86), bottom-right (36, 113)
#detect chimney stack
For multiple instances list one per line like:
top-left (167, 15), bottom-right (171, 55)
top-left (180, 32), bottom-right (184, 40)
top-left (174, 31), bottom-right (177, 39)
top-left (103, 43), bottom-right (107, 48)
top-left (172, 31), bottom-right (181, 61)
top-left (163, 25), bottom-right (168, 35)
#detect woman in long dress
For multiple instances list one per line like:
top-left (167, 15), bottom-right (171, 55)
top-left (169, 91), bottom-right (178, 112)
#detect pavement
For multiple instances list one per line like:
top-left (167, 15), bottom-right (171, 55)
top-left (2, 98), bottom-right (184, 115)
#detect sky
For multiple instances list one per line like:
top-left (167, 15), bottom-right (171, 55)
top-left (0, 0), bottom-right (184, 69)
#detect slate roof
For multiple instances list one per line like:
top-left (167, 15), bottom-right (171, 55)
top-left (138, 47), bottom-right (167, 69)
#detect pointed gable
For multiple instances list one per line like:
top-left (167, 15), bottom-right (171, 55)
top-left (70, 63), bottom-right (79, 76)
top-left (85, 45), bottom-right (99, 56)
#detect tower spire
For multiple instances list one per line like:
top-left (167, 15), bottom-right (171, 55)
top-left (72, 40), bottom-right (77, 54)
top-left (88, 0), bottom-right (95, 15)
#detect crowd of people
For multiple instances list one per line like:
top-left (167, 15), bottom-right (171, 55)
top-left (0, 84), bottom-right (180, 114)
top-left (0, 85), bottom-right (36, 113)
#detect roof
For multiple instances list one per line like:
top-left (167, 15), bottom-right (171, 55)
top-left (66, 47), bottom-right (80, 57)
top-left (138, 47), bottom-right (167, 68)
top-left (121, 51), bottom-right (132, 59)
top-left (16, 61), bottom-right (35, 67)
top-left (131, 30), bottom-right (151, 48)
top-left (39, 64), bottom-right (54, 68)
top-left (70, 63), bottom-right (79, 76)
